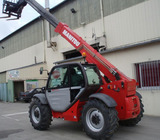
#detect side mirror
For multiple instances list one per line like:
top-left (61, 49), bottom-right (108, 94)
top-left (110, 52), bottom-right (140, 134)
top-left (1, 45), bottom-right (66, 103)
top-left (40, 67), bottom-right (43, 75)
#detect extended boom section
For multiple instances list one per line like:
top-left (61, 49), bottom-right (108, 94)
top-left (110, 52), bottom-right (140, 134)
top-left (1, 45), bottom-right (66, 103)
top-left (25, 0), bottom-right (59, 27)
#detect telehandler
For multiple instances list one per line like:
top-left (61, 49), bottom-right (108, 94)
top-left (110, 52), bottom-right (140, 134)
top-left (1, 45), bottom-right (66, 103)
top-left (1, 0), bottom-right (144, 139)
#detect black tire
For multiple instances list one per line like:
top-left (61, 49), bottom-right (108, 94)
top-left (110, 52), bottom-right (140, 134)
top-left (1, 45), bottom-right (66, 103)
top-left (119, 98), bottom-right (144, 126)
top-left (24, 99), bottom-right (30, 103)
top-left (29, 98), bottom-right (52, 130)
top-left (82, 99), bottom-right (119, 140)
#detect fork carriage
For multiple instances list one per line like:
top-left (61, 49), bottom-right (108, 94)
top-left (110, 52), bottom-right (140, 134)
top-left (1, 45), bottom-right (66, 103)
top-left (1, 0), bottom-right (27, 19)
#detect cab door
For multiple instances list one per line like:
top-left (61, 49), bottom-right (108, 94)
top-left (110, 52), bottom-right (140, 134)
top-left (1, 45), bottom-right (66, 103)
top-left (69, 65), bottom-right (85, 102)
top-left (46, 66), bottom-right (70, 112)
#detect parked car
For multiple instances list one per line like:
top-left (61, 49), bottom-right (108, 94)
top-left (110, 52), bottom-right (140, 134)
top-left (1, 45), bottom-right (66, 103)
top-left (19, 87), bottom-right (45, 102)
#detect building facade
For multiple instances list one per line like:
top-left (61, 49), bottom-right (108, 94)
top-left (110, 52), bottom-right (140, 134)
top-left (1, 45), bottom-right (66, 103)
top-left (0, 0), bottom-right (160, 116)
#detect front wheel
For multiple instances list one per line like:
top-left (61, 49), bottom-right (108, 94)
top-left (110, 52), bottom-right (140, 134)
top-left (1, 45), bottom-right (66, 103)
top-left (82, 99), bottom-right (119, 139)
top-left (29, 98), bottom-right (52, 130)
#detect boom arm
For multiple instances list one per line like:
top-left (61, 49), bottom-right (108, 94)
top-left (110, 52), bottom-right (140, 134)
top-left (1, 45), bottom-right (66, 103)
top-left (25, 0), bottom-right (59, 28)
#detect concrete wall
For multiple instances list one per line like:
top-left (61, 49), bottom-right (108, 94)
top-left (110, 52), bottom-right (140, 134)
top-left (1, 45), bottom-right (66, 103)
top-left (6, 63), bottom-right (47, 81)
top-left (138, 90), bottom-right (160, 116)
top-left (0, 72), bottom-right (6, 83)
top-left (0, 42), bottom-right (45, 72)
top-left (105, 0), bottom-right (160, 48)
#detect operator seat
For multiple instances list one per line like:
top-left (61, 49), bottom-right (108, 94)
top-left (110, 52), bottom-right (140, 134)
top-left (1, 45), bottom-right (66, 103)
top-left (70, 68), bottom-right (83, 87)
top-left (70, 68), bottom-right (83, 102)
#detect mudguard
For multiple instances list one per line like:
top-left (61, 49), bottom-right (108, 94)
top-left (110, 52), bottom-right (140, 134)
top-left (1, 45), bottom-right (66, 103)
top-left (136, 92), bottom-right (142, 99)
top-left (33, 93), bottom-right (48, 104)
top-left (89, 93), bottom-right (117, 107)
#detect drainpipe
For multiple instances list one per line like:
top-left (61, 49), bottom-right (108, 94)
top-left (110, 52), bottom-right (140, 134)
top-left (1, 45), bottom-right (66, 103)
top-left (100, 0), bottom-right (107, 47)
top-left (45, 0), bottom-right (51, 48)
top-left (42, 0), bottom-right (50, 63)
top-left (42, 20), bottom-right (46, 62)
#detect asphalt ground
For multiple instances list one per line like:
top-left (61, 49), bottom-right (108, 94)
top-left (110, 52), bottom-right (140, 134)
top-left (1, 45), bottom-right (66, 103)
top-left (0, 102), bottom-right (160, 140)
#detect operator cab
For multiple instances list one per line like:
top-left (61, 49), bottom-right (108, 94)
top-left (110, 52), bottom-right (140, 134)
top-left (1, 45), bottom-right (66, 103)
top-left (46, 62), bottom-right (102, 112)
top-left (1, 0), bottom-right (27, 20)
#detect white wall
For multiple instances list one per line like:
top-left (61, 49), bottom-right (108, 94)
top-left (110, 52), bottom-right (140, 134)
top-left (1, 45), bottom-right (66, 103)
top-left (6, 63), bottom-right (47, 81)
top-left (104, 0), bottom-right (160, 48)
top-left (137, 89), bottom-right (160, 116)
top-left (0, 42), bottom-right (44, 72)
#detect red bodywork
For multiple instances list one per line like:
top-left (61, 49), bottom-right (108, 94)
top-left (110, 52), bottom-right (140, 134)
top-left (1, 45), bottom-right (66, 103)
top-left (51, 22), bottom-right (140, 121)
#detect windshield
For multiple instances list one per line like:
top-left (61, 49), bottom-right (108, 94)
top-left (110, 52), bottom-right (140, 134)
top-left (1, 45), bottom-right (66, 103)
top-left (84, 65), bottom-right (102, 85)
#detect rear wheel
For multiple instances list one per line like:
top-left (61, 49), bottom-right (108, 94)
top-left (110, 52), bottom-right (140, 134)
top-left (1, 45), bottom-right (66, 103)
top-left (82, 99), bottom-right (119, 139)
top-left (29, 98), bottom-right (52, 130)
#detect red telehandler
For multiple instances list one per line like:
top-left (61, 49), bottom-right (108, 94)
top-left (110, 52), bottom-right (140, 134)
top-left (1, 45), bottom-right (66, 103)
top-left (1, 0), bottom-right (144, 139)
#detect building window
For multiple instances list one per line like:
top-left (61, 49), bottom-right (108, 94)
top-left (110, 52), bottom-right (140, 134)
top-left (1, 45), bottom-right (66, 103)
top-left (63, 43), bottom-right (101, 60)
top-left (135, 60), bottom-right (160, 89)
top-left (63, 50), bottom-right (81, 60)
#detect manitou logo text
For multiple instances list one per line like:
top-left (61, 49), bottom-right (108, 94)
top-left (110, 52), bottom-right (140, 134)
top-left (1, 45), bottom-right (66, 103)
top-left (63, 30), bottom-right (80, 47)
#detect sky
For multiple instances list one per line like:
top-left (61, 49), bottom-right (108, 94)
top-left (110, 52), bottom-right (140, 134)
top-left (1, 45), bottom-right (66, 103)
top-left (0, 0), bottom-right (64, 40)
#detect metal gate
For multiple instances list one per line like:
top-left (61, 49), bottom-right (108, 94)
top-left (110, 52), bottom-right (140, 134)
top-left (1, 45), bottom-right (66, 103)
top-left (7, 80), bottom-right (14, 102)
top-left (0, 83), bottom-right (8, 102)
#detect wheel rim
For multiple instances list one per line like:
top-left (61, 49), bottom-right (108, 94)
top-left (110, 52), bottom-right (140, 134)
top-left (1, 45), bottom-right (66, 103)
top-left (86, 108), bottom-right (104, 132)
top-left (31, 105), bottom-right (41, 124)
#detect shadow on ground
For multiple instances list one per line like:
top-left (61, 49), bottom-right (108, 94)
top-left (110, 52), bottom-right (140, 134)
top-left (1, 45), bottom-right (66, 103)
top-left (0, 129), bottom-right (24, 139)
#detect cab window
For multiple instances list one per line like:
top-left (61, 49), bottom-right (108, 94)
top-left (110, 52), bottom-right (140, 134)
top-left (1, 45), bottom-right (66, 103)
top-left (84, 65), bottom-right (102, 85)
top-left (48, 66), bottom-right (69, 89)
top-left (70, 65), bottom-right (84, 87)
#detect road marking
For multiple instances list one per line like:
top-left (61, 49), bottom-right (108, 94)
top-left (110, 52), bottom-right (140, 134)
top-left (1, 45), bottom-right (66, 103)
top-left (2, 111), bottom-right (28, 117)
top-left (2, 111), bottom-right (28, 121)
